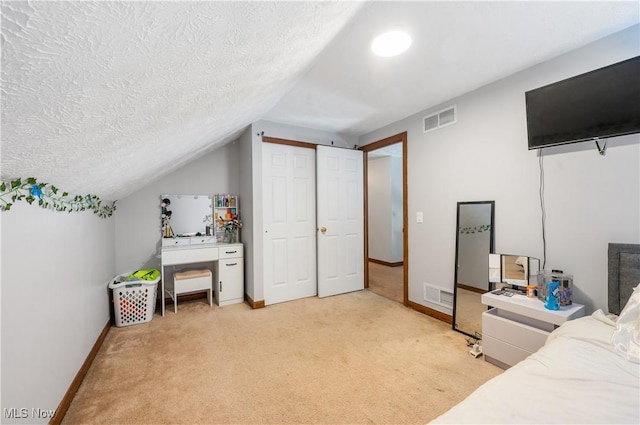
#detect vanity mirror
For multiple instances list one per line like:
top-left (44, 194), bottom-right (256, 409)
top-left (489, 253), bottom-right (540, 289)
top-left (160, 194), bottom-right (213, 237)
top-left (453, 201), bottom-right (495, 338)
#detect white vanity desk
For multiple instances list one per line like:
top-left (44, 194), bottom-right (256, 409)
top-left (160, 237), bottom-right (244, 315)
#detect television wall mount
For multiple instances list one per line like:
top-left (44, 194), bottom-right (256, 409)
top-left (594, 137), bottom-right (607, 156)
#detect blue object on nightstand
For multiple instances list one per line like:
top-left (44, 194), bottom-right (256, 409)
top-left (544, 280), bottom-right (561, 310)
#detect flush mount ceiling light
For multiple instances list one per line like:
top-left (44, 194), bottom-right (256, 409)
top-left (371, 30), bottom-right (412, 57)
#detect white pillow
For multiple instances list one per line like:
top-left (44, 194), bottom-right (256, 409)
top-left (611, 283), bottom-right (640, 363)
top-left (591, 309), bottom-right (617, 326)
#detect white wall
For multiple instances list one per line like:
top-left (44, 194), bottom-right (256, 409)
top-left (368, 156), bottom-right (403, 263)
top-left (238, 126), bottom-right (255, 301)
top-left (1, 203), bottom-right (115, 424)
top-left (359, 24), bottom-right (640, 315)
top-left (115, 143), bottom-right (240, 273)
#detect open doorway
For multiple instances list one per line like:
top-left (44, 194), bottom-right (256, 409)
top-left (361, 132), bottom-right (408, 305)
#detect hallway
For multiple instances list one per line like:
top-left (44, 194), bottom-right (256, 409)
top-left (367, 261), bottom-right (403, 303)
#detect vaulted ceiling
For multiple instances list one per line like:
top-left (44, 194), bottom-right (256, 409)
top-left (2, 1), bottom-right (638, 201)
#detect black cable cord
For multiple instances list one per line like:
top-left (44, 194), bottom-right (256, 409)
top-left (539, 151), bottom-right (547, 269)
top-left (465, 332), bottom-right (482, 347)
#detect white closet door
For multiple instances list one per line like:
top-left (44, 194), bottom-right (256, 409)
top-left (316, 145), bottom-right (364, 297)
top-left (262, 143), bottom-right (317, 305)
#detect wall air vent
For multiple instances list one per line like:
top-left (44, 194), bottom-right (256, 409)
top-left (423, 105), bottom-right (457, 133)
top-left (424, 283), bottom-right (454, 308)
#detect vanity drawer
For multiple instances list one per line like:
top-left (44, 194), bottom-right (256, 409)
top-left (162, 238), bottom-right (190, 247)
top-left (219, 244), bottom-right (243, 259)
top-left (162, 246), bottom-right (219, 265)
top-left (191, 236), bottom-right (216, 245)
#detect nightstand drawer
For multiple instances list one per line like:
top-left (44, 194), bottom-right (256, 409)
top-left (483, 335), bottom-right (532, 367)
top-left (483, 308), bottom-right (549, 353)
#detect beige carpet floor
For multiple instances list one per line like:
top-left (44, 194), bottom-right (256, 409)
top-left (62, 290), bottom-right (501, 424)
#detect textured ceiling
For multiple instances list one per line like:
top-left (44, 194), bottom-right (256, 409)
top-left (0, 1), bottom-right (363, 200)
top-left (1, 1), bottom-right (638, 201)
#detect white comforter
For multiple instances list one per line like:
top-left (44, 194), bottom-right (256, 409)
top-left (431, 313), bottom-right (640, 424)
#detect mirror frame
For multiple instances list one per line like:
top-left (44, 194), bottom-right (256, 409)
top-left (452, 200), bottom-right (495, 338)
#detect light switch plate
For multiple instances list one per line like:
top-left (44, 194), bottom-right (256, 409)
top-left (416, 211), bottom-right (423, 223)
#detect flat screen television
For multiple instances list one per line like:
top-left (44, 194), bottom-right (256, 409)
top-left (526, 56), bottom-right (640, 149)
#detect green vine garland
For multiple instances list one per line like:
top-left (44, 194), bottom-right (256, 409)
top-left (0, 177), bottom-right (116, 218)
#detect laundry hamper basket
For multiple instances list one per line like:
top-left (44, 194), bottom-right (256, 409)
top-left (109, 271), bottom-right (160, 327)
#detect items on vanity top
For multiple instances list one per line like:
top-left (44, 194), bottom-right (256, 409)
top-left (214, 194), bottom-right (236, 208)
top-left (159, 194), bottom-right (241, 242)
top-left (161, 198), bottom-right (173, 238)
top-left (161, 236), bottom-right (217, 246)
top-left (160, 194), bottom-right (215, 238)
top-left (213, 194), bottom-right (241, 243)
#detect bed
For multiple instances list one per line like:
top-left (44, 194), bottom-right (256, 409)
top-left (431, 243), bottom-right (640, 424)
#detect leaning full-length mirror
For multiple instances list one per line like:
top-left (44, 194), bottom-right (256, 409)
top-left (452, 201), bottom-right (495, 338)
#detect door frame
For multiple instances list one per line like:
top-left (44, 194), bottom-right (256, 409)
top-left (263, 134), bottom-right (408, 305)
top-left (262, 136), bottom-right (366, 301)
top-left (359, 132), bottom-right (408, 305)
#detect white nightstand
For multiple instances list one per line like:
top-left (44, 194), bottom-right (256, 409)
top-left (481, 292), bottom-right (585, 369)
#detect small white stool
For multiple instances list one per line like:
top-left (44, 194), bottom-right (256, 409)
top-left (173, 269), bottom-right (212, 313)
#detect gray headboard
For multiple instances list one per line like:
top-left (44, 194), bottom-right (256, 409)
top-left (608, 243), bottom-right (640, 315)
